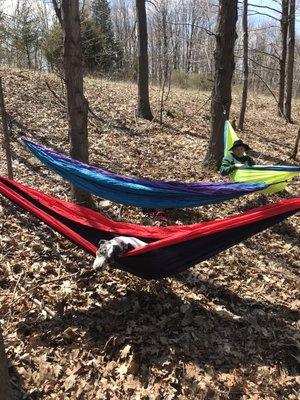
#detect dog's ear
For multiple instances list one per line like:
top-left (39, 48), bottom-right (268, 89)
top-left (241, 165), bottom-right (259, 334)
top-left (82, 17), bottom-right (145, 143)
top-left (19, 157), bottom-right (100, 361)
top-left (104, 243), bottom-right (114, 257)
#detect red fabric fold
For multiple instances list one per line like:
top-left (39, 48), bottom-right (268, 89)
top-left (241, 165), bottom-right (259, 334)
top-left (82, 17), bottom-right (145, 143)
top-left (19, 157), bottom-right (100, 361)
top-left (0, 176), bottom-right (299, 258)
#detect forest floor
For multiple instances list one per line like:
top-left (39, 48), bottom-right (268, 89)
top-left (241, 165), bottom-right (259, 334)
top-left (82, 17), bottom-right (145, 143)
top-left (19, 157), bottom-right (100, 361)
top-left (0, 67), bottom-right (299, 400)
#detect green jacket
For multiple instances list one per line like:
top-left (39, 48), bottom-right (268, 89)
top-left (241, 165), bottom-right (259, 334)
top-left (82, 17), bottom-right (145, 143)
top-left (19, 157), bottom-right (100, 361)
top-left (220, 153), bottom-right (255, 176)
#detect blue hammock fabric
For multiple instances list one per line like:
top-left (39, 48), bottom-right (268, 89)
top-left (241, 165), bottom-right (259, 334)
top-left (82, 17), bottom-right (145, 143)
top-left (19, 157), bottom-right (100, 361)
top-left (22, 138), bottom-right (267, 209)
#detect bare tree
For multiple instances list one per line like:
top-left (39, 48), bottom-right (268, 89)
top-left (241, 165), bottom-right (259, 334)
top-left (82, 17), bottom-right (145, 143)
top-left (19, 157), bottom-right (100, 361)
top-left (136, 0), bottom-right (153, 120)
top-left (111, 0), bottom-right (137, 78)
top-left (0, 77), bottom-right (13, 179)
top-left (238, 0), bottom-right (248, 131)
top-left (204, 0), bottom-right (238, 167)
top-left (278, 0), bottom-right (288, 117)
top-left (284, 0), bottom-right (295, 122)
top-left (52, 0), bottom-right (92, 205)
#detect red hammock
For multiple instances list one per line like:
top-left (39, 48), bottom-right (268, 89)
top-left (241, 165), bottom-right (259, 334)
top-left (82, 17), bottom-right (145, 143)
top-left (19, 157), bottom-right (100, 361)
top-left (0, 176), bottom-right (299, 279)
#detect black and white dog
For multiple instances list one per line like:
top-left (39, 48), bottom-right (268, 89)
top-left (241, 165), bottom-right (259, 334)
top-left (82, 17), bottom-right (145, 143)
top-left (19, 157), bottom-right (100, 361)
top-left (92, 236), bottom-right (147, 270)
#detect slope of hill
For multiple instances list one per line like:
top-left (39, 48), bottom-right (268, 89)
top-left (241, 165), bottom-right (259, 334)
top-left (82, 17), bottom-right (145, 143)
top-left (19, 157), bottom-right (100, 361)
top-left (0, 67), bottom-right (299, 399)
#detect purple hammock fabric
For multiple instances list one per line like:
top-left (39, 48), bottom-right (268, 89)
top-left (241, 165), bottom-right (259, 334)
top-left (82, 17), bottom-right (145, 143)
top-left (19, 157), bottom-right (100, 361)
top-left (22, 137), bottom-right (268, 208)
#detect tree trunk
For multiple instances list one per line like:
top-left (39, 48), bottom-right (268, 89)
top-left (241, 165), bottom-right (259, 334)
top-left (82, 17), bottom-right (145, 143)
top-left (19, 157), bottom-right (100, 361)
top-left (0, 77), bottom-right (14, 179)
top-left (284, 0), bottom-right (295, 123)
top-left (159, 5), bottom-right (169, 125)
top-left (0, 328), bottom-right (14, 400)
top-left (278, 0), bottom-right (289, 117)
top-left (173, 42), bottom-right (179, 70)
top-left (136, 0), bottom-right (153, 121)
top-left (291, 127), bottom-right (300, 160)
top-left (238, 0), bottom-right (248, 131)
top-left (61, 0), bottom-right (92, 205)
top-left (204, 0), bottom-right (238, 167)
top-left (186, 20), bottom-right (195, 73)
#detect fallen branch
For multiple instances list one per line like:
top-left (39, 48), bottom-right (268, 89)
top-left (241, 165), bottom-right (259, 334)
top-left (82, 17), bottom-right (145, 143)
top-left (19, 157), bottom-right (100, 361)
top-left (6, 273), bottom-right (75, 313)
top-left (5, 269), bottom-right (98, 314)
top-left (45, 79), bottom-right (104, 131)
top-left (198, 95), bottom-right (212, 112)
top-left (19, 287), bottom-right (56, 318)
top-left (45, 79), bottom-right (66, 108)
top-left (88, 105), bottom-right (106, 123)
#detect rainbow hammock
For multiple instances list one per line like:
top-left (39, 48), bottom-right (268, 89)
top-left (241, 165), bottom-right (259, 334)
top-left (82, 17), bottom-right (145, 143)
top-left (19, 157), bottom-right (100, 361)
top-left (21, 138), bottom-right (267, 209)
top-left (224, 121), bottom-right (300, 194)
top-left (0, 176), bottom-right (299, 279)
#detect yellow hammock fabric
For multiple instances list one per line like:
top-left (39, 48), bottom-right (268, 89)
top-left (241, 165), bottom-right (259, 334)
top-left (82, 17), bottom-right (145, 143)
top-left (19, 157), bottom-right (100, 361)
top-left (224, 121), bottom-right (300, 194)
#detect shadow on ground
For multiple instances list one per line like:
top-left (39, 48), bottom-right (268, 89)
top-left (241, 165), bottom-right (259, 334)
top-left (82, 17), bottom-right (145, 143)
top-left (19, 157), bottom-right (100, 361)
top-left (16, 275), bottom-right (300, 384)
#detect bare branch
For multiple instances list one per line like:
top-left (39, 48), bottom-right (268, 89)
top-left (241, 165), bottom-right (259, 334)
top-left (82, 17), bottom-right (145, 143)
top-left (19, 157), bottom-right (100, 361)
top-left (251, 70), bottom-right (279, 105)
top-left (167, 21), bottom-right (216, 37)
top-left (247, 2), bottom-right (281, 14)
top-left (235, 55), bottom-right (280, 72)
top-left (248, 11), bottom-right (281, 22)
top-left (51, 0), bottom-right (62, 26)
top-left (249, 48), bottom-right (281, 62)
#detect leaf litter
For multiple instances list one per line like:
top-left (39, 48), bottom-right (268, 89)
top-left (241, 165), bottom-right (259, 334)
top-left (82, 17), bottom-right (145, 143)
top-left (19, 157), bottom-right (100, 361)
top-left (0, 67), bottom-right (299, 399)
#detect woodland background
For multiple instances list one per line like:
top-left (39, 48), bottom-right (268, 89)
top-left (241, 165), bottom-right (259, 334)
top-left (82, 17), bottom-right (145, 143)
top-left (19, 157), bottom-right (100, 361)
top-left (1, 0), bottom-right (300, 99)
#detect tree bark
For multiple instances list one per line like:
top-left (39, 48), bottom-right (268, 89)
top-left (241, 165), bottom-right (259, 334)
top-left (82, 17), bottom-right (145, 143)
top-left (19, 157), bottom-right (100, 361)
top-left (0, 77), bottom-right (14, 179)
top-left (204, 0), bottom-right (238, 167)
top-left (159, 3), bottom-right (169, 125)
top-left (284, 0), bottom-right (295, 123)
top-left (291, 127), bottom-right (300, 160)
top-left (136, 0), bottom-right (153, 121)
top-left (278, 0), bottom-right (289, 117)
top-left (61, 0), bottom-right (92, 205)
top-left (0, 327), bottom-right (14, 400)
top-left (238, 0), bottom-right (248, 131)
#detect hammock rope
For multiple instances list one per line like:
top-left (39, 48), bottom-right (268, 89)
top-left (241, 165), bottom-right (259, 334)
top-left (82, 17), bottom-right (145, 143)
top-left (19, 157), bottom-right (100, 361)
top-left (0, 176), bottom-right (299, 280)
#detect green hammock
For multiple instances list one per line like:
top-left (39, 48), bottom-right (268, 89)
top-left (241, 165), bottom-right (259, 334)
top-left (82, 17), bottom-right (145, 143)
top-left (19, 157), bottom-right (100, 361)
top-left (224, 121), bottom-right (300, 194)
